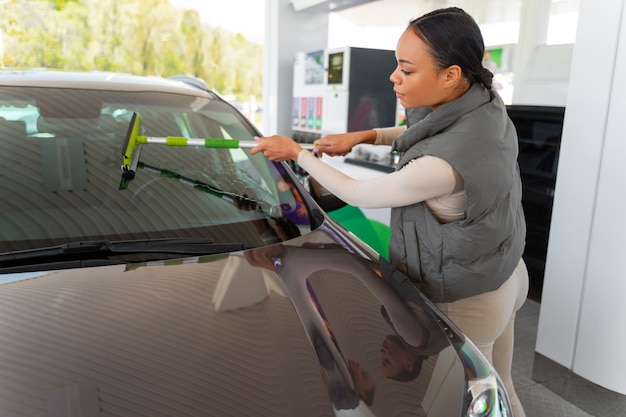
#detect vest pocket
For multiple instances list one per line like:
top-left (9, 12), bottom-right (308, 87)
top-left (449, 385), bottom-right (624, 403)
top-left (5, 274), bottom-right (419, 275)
top-left (403, 220), bottom-right (443, 278)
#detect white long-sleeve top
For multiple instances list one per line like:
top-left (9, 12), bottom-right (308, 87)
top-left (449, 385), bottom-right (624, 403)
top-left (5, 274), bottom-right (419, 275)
top-left (297, 127), bottom-right (465, 223)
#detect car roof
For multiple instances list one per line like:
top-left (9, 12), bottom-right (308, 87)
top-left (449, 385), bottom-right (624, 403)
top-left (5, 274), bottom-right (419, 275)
top-left (0, 69), bottom-right (218, 98)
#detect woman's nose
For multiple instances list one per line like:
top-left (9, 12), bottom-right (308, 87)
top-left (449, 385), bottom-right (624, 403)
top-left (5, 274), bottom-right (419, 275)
top-left (389, 68), bottom-right (400, 84)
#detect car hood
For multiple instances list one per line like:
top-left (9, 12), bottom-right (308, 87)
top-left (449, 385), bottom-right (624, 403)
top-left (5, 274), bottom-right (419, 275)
top-left (0, 225), bottom-right (467, 417)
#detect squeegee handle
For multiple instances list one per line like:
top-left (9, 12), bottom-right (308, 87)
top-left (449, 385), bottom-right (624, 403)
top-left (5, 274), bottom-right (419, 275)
top-left (136, 136), bottom-right (316, 150)
top-left (136, 136), bottom-right (239, 148)
top-left (238, 140), bottom-right (316, 150)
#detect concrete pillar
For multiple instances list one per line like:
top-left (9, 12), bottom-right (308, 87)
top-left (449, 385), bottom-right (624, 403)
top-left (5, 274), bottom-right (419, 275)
top-left (535, 0), bottom-right (626, 404)
top-left (511, 0), bottom-right (552, 103)
top-left (262, 0), bottom-right (328, 137)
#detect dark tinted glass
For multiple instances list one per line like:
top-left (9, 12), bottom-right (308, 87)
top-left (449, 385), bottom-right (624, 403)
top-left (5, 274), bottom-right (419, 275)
top-left (516, 119), bottom-right (562, 177)
top-left (508, 105), bottom-right (564, 298)
top-left (0, 87), bottom-right (310, 253)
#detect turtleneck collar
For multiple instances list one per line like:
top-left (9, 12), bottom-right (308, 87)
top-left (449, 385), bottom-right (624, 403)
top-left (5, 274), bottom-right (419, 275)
top-left (392, 83), bottom-right (492, 153)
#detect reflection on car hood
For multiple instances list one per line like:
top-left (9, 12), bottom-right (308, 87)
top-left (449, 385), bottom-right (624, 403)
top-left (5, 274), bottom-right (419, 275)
top-left (0, 226), bottom-right (466, 417)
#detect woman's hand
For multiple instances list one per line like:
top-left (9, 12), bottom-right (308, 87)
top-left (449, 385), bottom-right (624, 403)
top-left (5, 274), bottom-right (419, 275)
top-left (250, 135), bottom-right (302, 161)
top-left (314, 130), bottom-right (376, 157)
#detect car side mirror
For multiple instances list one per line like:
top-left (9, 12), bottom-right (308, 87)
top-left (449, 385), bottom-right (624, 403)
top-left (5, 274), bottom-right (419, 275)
top-left (308, 176), bottom-right (347, 212)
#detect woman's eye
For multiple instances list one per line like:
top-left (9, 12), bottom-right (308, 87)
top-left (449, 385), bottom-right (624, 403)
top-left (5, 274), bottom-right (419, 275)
top-left (401, 70), bottom-right (413, 75)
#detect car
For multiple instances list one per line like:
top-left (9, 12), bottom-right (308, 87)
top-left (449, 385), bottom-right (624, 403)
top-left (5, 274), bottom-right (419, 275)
top-left (0, 69), bottom-right (512, 417)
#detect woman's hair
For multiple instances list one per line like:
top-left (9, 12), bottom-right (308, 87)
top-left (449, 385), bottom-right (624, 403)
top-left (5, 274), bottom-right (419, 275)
top-left (408, 7), bottom-right (493, 90)
top-left (389, 354), bottom-right (424, 383)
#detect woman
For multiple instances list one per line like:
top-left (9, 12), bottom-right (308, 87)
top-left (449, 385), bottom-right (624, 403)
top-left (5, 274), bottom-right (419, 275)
top-left (251, 7), bottom-right (528, 416)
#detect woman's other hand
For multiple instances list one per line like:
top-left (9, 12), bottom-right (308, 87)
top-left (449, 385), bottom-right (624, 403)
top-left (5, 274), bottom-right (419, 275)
top-left (250, 135), bottom-right (302, 161)
top-left (314, 130), bottom-right (376, 157)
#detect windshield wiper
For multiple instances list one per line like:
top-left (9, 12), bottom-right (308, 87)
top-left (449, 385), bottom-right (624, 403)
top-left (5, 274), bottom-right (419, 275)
top-left (0, 238), bottom-right (252, 267)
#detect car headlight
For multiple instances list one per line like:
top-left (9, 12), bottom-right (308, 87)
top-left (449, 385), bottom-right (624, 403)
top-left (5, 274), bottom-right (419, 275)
top-left (457, 339), bottom-right (514, 417)
top-left (467, 373), bottom-right (511, 417)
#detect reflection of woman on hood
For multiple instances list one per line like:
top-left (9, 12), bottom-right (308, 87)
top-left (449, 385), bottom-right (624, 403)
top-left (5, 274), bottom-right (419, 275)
top-left (244, 242), bottom-right (374, 410)
top-left (377, 260), bottom-right (450, 382)
top-left (380, 334), bottom-right (425, 382)
top-left (245, 239), bottom-right (447, 390)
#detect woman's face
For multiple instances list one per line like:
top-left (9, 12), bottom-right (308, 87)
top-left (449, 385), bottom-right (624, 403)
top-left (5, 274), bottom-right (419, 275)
top-left (348, 359), bottom-right (375, 401)
top-left (380, 334), bottom-right (414, 379)
top-left (390, 29), bottom-right (463, 110)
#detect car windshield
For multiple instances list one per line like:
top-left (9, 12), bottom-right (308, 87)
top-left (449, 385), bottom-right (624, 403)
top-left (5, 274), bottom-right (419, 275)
top-left (0, 85), bottom-right (311, 256)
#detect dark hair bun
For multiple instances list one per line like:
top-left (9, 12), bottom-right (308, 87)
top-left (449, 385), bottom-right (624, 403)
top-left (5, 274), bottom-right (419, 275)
top-left (477, 67), bottom-right (494, 90)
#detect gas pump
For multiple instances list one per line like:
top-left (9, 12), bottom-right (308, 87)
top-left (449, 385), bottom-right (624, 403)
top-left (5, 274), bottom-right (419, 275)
top-left (291, 47), bottom-right (399, 257)
top-left (291, 46), bottom-right (397, 144)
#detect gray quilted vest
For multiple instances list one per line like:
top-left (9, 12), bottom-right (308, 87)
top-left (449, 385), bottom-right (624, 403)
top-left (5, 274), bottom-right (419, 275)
top-left (388, 84), bottom-right (526, 303)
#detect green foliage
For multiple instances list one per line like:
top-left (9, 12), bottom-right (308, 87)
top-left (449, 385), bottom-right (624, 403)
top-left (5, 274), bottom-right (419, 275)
top-left (0, 0), bottom-right (264, 101)
top-left (53, 0), bottom-right (79, 10)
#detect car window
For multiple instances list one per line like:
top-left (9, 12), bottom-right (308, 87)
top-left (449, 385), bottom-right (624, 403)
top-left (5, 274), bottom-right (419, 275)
top-left (0, 86), bottom-right (310, 253)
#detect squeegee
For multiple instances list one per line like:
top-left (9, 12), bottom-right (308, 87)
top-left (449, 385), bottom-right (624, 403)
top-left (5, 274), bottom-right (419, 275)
top-left (121, 112), bottom-right (315, 178)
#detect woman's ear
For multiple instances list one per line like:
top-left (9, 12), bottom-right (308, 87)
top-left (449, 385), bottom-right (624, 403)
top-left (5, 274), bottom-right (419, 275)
top-left (442, 65), bottom-right (463, 87)
top-left (404, 356), bottom-right (415, 372)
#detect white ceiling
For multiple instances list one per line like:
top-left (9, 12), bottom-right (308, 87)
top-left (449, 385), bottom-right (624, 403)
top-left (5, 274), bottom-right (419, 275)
top-left (290, 0), bottom-right (580, 49)
top-left (329, 0), bottom-right (576, 27)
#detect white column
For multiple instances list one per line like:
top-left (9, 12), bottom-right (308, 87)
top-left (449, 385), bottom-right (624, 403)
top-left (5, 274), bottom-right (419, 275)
top-left (536, 0), bottom-right (626, 394)
top-left (262, 0), bottom-right (329, 137)
top-left (511, 0), bottom-right (552, 103)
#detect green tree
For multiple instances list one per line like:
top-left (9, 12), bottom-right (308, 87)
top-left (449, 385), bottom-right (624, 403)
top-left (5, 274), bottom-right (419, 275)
top-left (0, 0), bottom-right (264, 102)
top-left (85, 0), bottom-right (124, 71)
top-left (179, 9), bottom-right (205, 78)
top-left (50, 0), bottom-right (79, 10)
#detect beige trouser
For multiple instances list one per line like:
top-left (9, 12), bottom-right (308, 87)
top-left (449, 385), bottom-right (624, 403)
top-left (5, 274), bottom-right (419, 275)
top-left (436, 259), bottom-right (529, 417)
